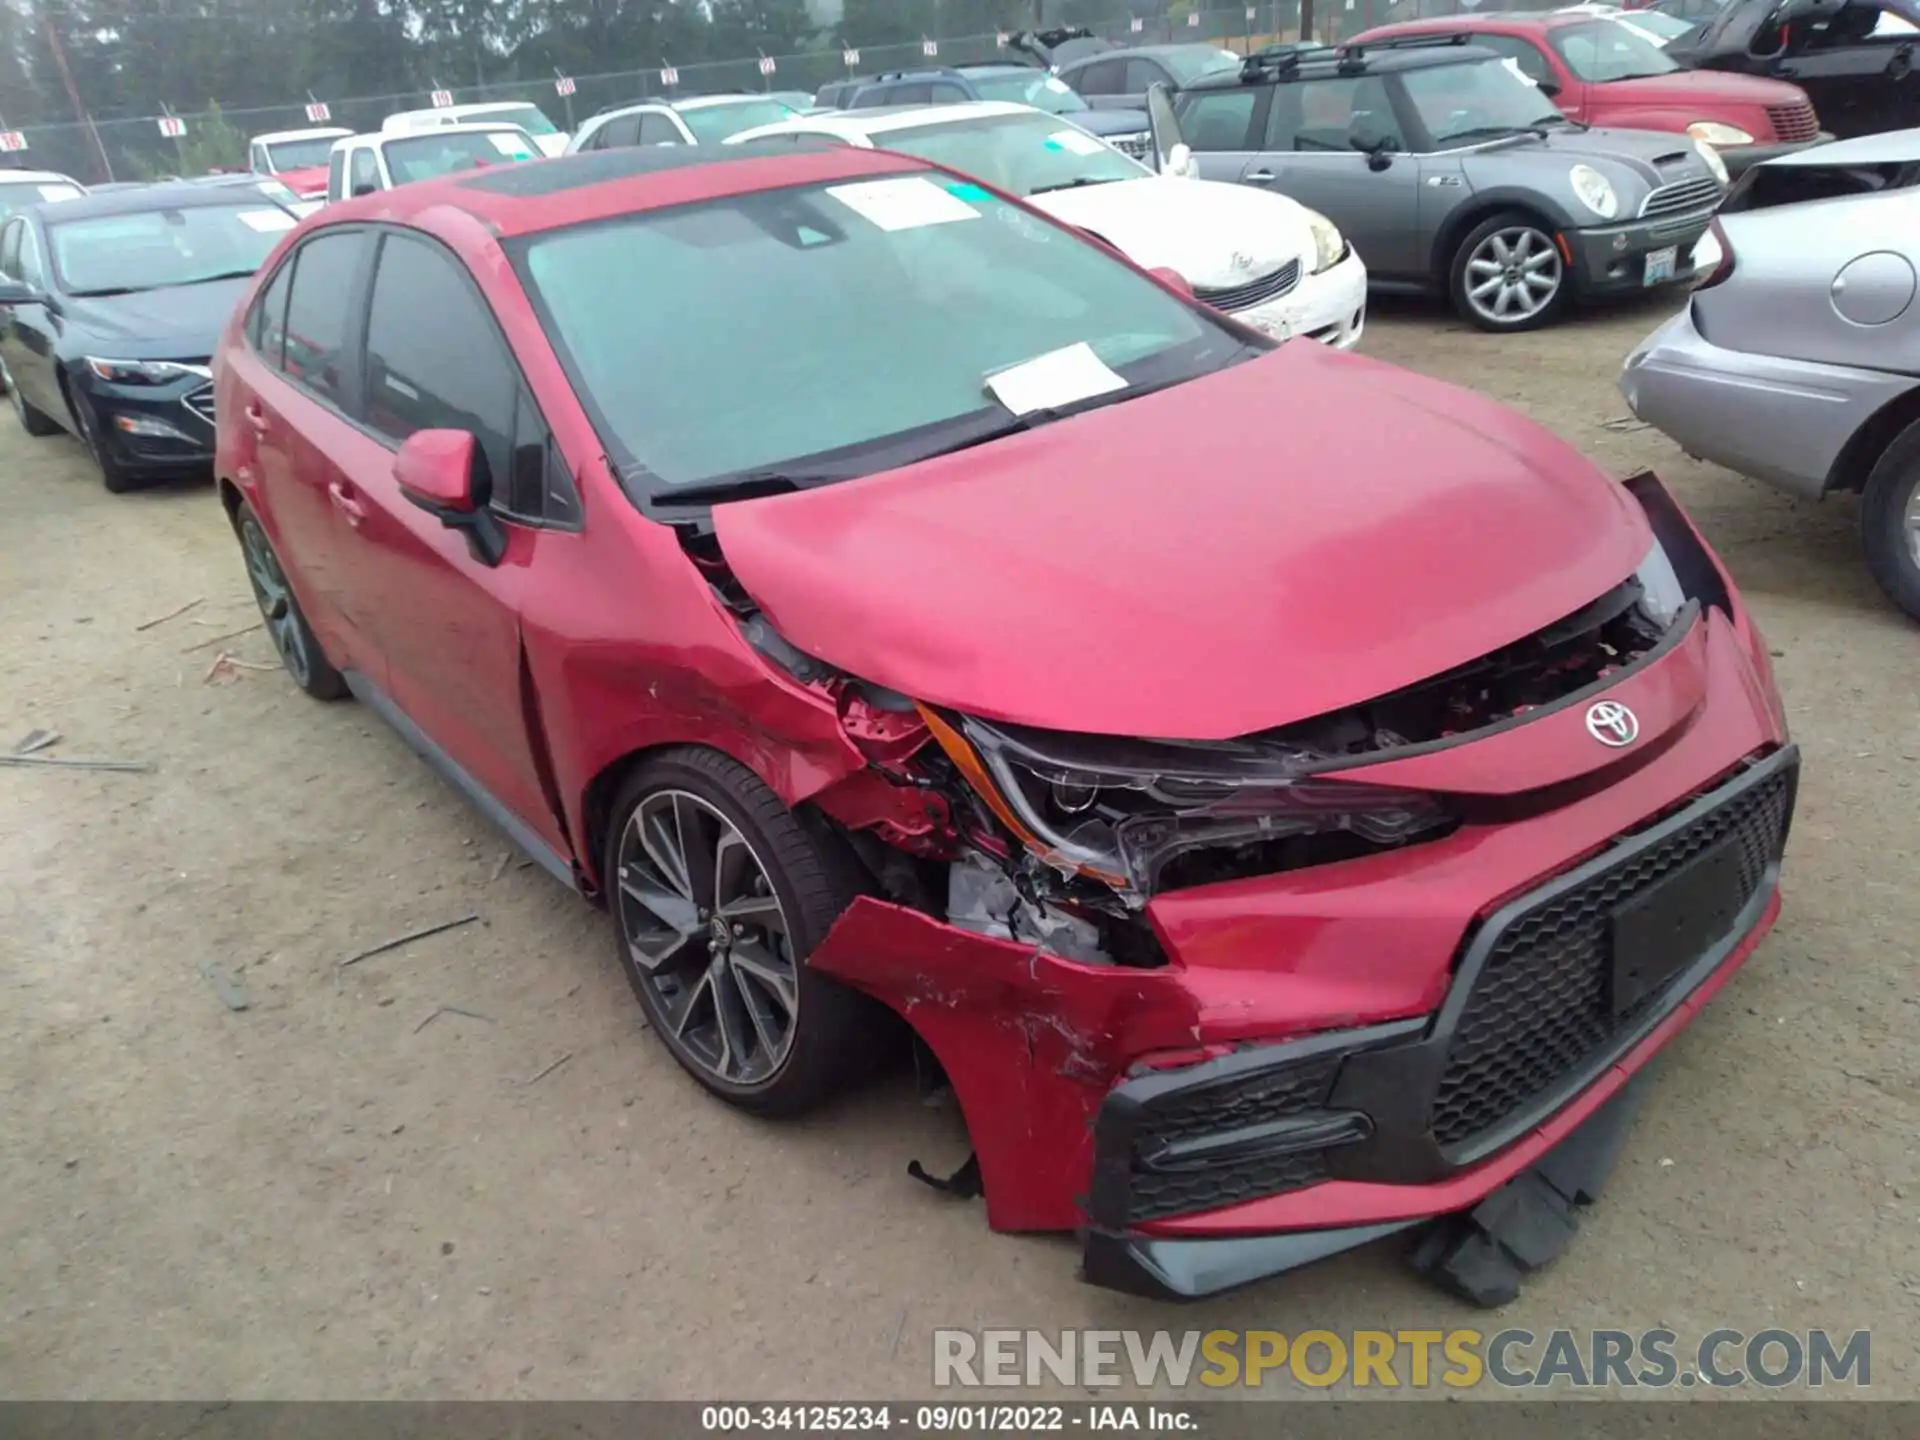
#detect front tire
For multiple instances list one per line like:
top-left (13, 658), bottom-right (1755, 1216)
top-left (606, 747), bottom-right (887, 1117)
top-left (232, 500), bottom-right (348, 699)
top-left (1449, 212), bottom-right (1568, 333)
top-left (1860, 420), bottom-right (1920, 622)
top-left (5, 361), bottom-right (62, 437)
top-left (68, 387), bottom-right (141, 491)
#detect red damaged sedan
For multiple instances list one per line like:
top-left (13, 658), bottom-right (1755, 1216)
top-left (213, 141), bottom-right (1796, 1305)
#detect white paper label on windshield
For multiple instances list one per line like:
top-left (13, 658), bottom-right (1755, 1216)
top-left (1046, 128), bottom-right (1105, 155)
top-left (1044, 76), bottom-right (1073, 93)
top-left (984, 342), bottom-right (1127, 416)
top-left (236, 208), bottom-right (297, 232)
top-left (488, 133), bottom-right (535, 157)
top-left (825, 176), bottom-right (979, 231)
top-left (39, 185), bottom-right (81, 203)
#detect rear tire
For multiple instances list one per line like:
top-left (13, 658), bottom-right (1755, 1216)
top-left (1860, 420), bottom-right (1920, 622)
top-left (1448, 211), bottom-right (1568, 333)
top-left (605, 747), bottom-right (889, 1118)
top-left (232, 500), bottom-right (349, 699)
top-left (6, 362), bottom-right (62, 437)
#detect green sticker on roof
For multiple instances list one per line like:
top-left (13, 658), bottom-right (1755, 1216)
top-left (945, 181), bottom-right (991, 201)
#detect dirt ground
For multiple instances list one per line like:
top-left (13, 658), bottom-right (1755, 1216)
top-left (2, 293), bottom-right (1915, 1402)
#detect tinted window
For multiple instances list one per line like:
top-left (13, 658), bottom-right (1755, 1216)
top-left (1548, 19), bottom-right (1680, 78)
top-left (280, 229), bottom-right (371, 405)
top-left (362, 233), bottom-right (516, 502)
top-left (0, 218), bottom-right (20, 277)
top-left (1471, 34), bottom-right (1557, 86)
top-left (1178, 89), bottom-right (1259, 150)
top-left (384, 130), bottom-right (537, 183)
top-left (597, 114), bottom-right (643, 149)
top-left (1124, 59), bottom-right (1169, 93)
top-left (930, 82), bottom-right (972, 102)
top-left (350, 148), bottom-right (380, 194)
top-left (249, 260), bottom-right (294, 366)
top-left (265, 136), bottom-right (342, 169)
top-left (328, 149), bottom-right (347, 198)
top-left (1073, 59), bottom-right (1126, 95)
top-left (677, 99), bottom-right (801, 141)
top-left (637, 113), bottom-right (683, 144)
top-left (1161, 47), bottom-right (1243, 84)
top-left (1266, 76), bottom-right (1400, 150)
top-left (15, 225), bottom-right (44, 287)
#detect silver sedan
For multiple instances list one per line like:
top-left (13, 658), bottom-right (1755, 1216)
top-left (1620, 129), bottom-right (1920, 621)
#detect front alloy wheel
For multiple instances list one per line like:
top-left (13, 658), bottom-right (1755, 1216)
top-left (1452, 215), bottom-right (1567, 333)
top-left (235, 504), bottom-right (347, 699)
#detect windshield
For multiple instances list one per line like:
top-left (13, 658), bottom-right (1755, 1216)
top-left (1161, 47), bottom-right (1243, 83)
top-left (877, 113), bottom-right (1147, 195)
top-left (264, 137), bottom-right (341, 170)
top-left (1618, 11), bottom-right (1699, 40)
top-left (0, 180), bottom-right (83, 220)
top-left (384, 130), bottom-right (538, 183)
top-left (1400, 59), bottom-right (1566, 146)
top-left (967, 70), bottom-right (1092, 113)
top-left (1549, 18), bottom-right (1681, 78)
top-left (48, 202), bottom-right (293, 295)
top-left (515, 175), bottom-right (1240, 495)
top-left (678, 99), bottom-right (802, 143)
top-left (464, 104), bottom-right (560, 136)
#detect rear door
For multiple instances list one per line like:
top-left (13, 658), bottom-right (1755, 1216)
top-left (227, 226), bottom-right (384, 671)
top-left (333, 227), bottom-right (580, 856)
top-left (1247, 74), bottom-right (1422, 275)
top-left (1779, 1), bottom-right (1920, 135)
top-left (3, 221), bottom-right (64, 420)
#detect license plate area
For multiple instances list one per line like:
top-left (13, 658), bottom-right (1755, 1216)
top-left (1607, 839), bottom-right (1746, 1018)
top-left (1643, 245), bottom-right (1677, 286)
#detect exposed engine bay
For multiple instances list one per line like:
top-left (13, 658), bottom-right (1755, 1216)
top-left (684, 521), bottom-right (1679, 969)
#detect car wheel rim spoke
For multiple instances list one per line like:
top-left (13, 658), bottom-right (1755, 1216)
top-left (1905, 484), bottom-right (1920, 570)
top-left (615, 788), bottom-right (798, 1086)
top-left (1470, 230), bottom-right (1557, 322)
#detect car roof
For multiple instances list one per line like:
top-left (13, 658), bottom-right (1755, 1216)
top-left (316, 139), bottom-right (926, 239)
top-left (1076, 42), bottom-right (1231, 60)
top-left (953, 62), bottom-right (1039, 75)
top-left (253, 127), bottom-right (353, 144)
top-left (27, 180), bottom-right (277, 221)
top-left (0, 169), bottom-right (83, 186)
top-left (1183, 37), bottom-right (1507, 86)
top-left (1361, 11), bottom-right (1598, 31)
top-left (1761, 126), bottom-right (1920, 168)
top-left (737, 100), bottom-right (1036, 140)
top-left (389, 102), bottom-right (541, 121)
top-left (673, 93), bottom-right (789, 111)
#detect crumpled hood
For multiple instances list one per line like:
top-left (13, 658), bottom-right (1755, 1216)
top-left (1034, 177), bottom-right (1315, 290)
top-left (61, 278), bottom-right (251, 358)
top-left (712, 342), bottom-right (1649, 740)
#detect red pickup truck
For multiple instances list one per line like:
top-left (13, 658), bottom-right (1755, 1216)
top-left (1347, 14), bottom-right (1826, 172)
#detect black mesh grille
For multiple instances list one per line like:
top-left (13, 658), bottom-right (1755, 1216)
top-left (1767, 100), bottom-right (1820, 144)
top-left (1194, 257), bottom-right (1302, 313)
top-left (1124, 1055), bottom-right (1338, 1221)
top-left (1640, 175), bottom-right (1723, 219)
top-left (1429, 761), bottom-right (1793, 1149)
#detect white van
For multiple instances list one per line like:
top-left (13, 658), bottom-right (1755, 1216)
top-left (380, 102), bottom-right (570, 157)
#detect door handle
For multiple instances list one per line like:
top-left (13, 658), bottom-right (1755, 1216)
top-left (1246, 169), bottom-right (1277, 182)
top-left (327, 480), bottom-right (367, 527)
top-left (243, 401), bottom-right (270, 435)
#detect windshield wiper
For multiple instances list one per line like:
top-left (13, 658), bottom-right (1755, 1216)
top-left (1435, 125), bottom-right (1542, 147)
top-left (66, 285), bottom-right (149, 298)
top-left (180, 269), bottom-right (258, 286)
top-left (1030, 176), bottom-right (1119, 194)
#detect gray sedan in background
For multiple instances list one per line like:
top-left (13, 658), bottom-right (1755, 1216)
top-left (1172, 37), bottom-right (1731, 330)
top-left (1620, 130), bottom-right (1920, 621)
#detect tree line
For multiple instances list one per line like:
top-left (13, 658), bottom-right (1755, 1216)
top-left (0, 0), bottom-right (1145, 130)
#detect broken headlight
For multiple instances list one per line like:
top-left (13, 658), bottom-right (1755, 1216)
top-left (935, 714), bottom-right (1454, 899)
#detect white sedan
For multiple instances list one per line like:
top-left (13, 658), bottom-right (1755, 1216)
top-left (727, 101), bottom-right (1367, 348)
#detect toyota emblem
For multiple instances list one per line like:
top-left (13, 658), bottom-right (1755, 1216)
top-left (1585, 700), bottom-right (1640, 748)
top-left (1230, 250), bottom-right (1255, 271)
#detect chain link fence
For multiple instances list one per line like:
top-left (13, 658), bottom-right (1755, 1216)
top-left (4, 0), bottom-right (1435, 185)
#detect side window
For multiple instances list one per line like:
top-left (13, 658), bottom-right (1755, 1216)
top-left (250, 141), bottom-right (270, 172)
top-left (597, 114), bottom-right (644, 148)
top-left (15, 225), bottom-right (45, 288)
top-left (0, 218), bottom-right (20, 279)
top-left (350, 148), bottom-right (381, 195)
top-left (280, 229), bottom-right (372, 406)
top-left (930, 82), bottom-right (972, 102)
top-left (1124, 60), bottom-right (1169, 94)
top-left (328, 149), bottom-right (346, 199)
top-left (1472, 34), bottom-right (1556, 87)
top-left (1073, 59), bottom-right (1125, 95)
top-left (1266, 77), bottom-right (1399, 151)
top-left (1179, 89), bottom-right (1259, 150)
top-left (248, 260), bottom-right (295, 368)
top-left (362, 233), bottom-right (518, 512)
top-left (637, 113), bottom-right (683, 144)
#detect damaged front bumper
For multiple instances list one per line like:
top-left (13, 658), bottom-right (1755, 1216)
top-left (804, 601), bottom-right (1795, 1304)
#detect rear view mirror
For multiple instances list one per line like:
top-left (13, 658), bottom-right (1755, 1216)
top-left (1150, 265), bottom-right (1195, 299)
top-left (1535, 77), bottom-right (1562, 97)
top-left (395, 428), bottom-right (506, 565)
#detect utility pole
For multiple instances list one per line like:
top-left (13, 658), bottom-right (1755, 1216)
top-left (40, 3), bottom-right (113, 182)
top-left (1299, 0), bottom-right (1316, 42)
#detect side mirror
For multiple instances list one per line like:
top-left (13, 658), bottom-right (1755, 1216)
top-left (1149, 265), bottom-right (1194, 299)
top-left (1350, 124), bottom-right (1396, 170)
top-left (1165, 141), bottom-right (1198, 179)
top-left (0, 278), bottom-right (41, 306)
top-left (394, 429), bottom-right (506, 566)
top-left (1535, 77), bottom-right (1562, 97)
top-left (351, 181), bottom-right (377, 197)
